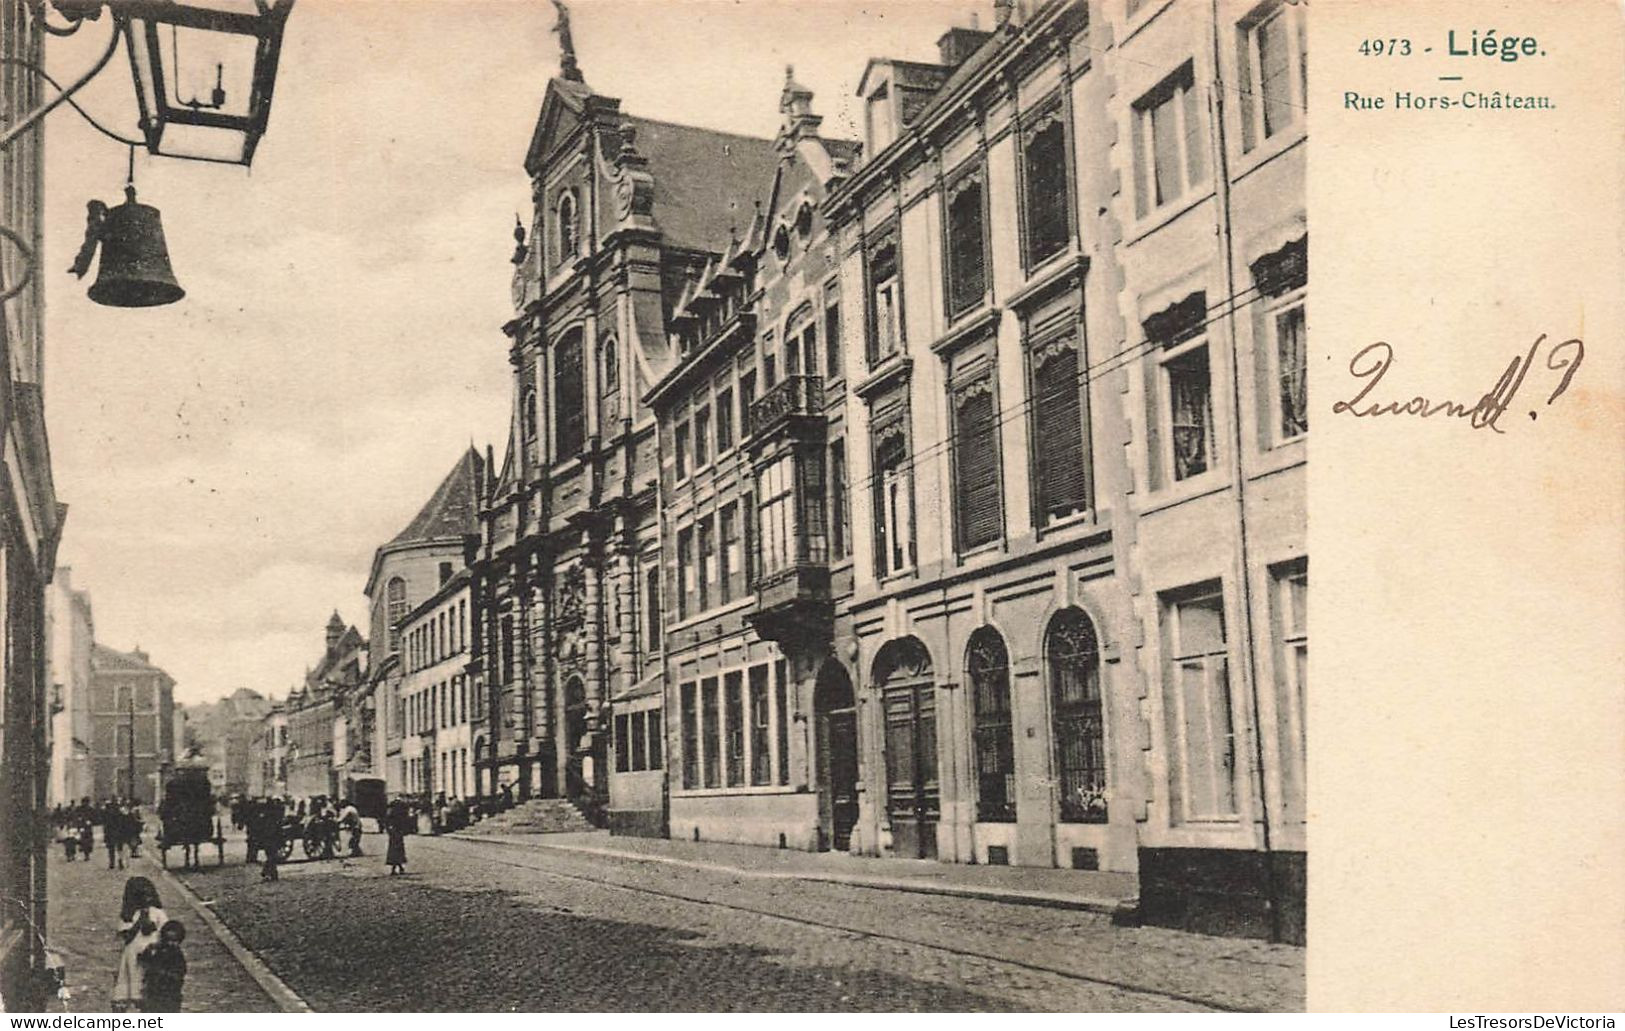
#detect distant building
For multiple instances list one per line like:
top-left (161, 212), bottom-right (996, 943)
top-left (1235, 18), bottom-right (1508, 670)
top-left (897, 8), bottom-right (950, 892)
top-left (88, 645), bottom-right (177, 804)
top-left (282, 613), bottom-right (366, 800)
top-left (185, 689), bottom-right (272, 798)
top-left (46, 569), bottom-right (95, 805)
top-left (361, 449), bottom-right (482, 798)
top-left (397, 569), bottom-right (475, 799)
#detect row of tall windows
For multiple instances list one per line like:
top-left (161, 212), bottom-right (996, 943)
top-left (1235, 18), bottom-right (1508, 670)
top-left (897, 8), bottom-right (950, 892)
top-left (406, 598), bottom-right (468, 673)
top-left (1145, 239), bottom-right (1306, 490)
top-left (677, 661), bottom-right (791, 790)
top-left (613, 709), bottom-right (664, 772)
top-left (864, 96), bottom-right (1076, 370)
top-left (672, 352), bottom-right (751, 482)
top-left (1132, 3), bottom-right (1306, 222)
top-left (675, 498), bottom-right (752, 621)
top-left (402, 675), bottom-right (470, 737)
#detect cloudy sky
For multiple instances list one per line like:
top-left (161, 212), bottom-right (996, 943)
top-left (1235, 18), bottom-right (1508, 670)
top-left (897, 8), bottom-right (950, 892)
top-left (40, 0), bottom-right (967, 706)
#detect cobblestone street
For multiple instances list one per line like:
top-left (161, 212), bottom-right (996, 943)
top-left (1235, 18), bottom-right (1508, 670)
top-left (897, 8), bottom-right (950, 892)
top-left (162, 830), bottom-right (1304, 1012)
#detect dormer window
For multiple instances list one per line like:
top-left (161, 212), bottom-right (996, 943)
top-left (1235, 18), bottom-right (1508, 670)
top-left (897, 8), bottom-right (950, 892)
top-left (773, 224), bottom-right (792, 263)
top-left (554, 189), bottom-right (579, 269)
top-left (795, 201), bottom-right (814, 239)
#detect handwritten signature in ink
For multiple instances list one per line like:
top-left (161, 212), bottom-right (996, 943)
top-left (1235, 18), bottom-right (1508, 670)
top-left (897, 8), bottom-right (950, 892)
top-left (1333, 334), bottom-right (1584, 432)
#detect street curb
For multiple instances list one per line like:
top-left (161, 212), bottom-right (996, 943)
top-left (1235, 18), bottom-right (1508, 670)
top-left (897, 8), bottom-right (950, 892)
top-left (448, 833), bottom-right (1134, 915)
top-left (145, 859), bottom-right (311, 1013)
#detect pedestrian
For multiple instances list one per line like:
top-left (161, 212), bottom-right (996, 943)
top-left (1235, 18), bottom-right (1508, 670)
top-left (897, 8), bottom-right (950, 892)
top-left (125, 802), bottom-right (144, 858)
top-left (384, 801), bottom-right (408, 876)
top-left (77, 819), bottom-right (95, 862)
top-left (59, 820), bottom-right (78, 861)
top-left (104, 805), bottom-right (125, 870)
top-left (339, 799), bottom-right (362, 856)
top-left (138, 920), bottom-right (187, 1012)
top-left (111, 876), bottom-right (166, 1012)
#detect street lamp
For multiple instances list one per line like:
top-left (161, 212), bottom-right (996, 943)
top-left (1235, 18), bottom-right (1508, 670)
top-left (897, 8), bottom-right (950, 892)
top-left (0, 0), bottom-right (296, 309)
top-left (117, 0), bottom-right (296, 167)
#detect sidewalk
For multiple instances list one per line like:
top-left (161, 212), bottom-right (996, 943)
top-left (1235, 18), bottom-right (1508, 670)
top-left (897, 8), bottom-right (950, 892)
top-left (43, 844), bottom-right (290, 1012)
top-left (452, 828), bottom-right (1140, 913)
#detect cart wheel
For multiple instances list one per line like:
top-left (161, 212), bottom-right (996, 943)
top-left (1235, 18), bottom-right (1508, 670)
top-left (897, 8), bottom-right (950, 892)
top-left (303, 831), bottom-right (321, 858)
top-left (277, 838), bottom-right (295, 862)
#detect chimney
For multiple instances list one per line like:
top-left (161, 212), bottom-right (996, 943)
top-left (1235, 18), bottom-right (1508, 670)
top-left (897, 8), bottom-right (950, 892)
top-left (938, 25), bottom-right (994, 67)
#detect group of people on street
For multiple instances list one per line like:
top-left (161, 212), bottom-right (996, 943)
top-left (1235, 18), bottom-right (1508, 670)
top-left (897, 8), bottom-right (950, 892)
top-left (236, 794), bottom-right (366, 872)
top-left (50, 798), bottom-right (145, 869)
top-left (111, 876), bottom-right (187, 1012)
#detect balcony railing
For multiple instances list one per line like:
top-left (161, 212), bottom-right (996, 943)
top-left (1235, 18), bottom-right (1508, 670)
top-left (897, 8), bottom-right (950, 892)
top-left (747, 374), bottom-right (823, 442)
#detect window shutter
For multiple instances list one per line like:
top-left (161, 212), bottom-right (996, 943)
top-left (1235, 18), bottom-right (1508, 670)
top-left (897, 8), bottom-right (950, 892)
top-left (954, 384), bottom-right (1002, 550)
top-left (1023, 114), bottom-right (1070, 267)
top-left (1034, 346), bottom-right (1089, 520)
top-left (947, 173), bottom-right (986, 316)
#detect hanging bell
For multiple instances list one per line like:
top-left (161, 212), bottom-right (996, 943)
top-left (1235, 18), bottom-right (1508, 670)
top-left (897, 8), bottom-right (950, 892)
top-left (71, 185), bottom-right (185, 308)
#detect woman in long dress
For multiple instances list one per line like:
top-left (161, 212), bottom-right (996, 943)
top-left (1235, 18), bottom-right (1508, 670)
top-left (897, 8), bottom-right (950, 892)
top-left (112, 876), bottom-right (167, 1011)
top-left (385, 801), bottom-right (408, 875)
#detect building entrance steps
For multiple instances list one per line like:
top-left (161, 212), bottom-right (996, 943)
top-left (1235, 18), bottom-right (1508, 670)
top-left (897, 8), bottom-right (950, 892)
top-left (450, 828), bottom-right (1139, 915)
top-left (461, 797), bottom-right (596, 835)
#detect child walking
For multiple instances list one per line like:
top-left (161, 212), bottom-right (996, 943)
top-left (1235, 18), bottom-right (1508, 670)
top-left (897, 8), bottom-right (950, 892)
top-left (139, 921), bottom-right (187, 1012)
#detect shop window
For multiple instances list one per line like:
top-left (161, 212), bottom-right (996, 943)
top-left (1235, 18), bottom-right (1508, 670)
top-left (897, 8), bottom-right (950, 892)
top-left (1163, 586), bottom-right (1238, 821)
top-left (1273, 561), bottom-right (1308, 823)
top-left (749, 666), bottom-right (772, 786)
top-left (724, 671), bottom-right (745, 787)
top-left (775, 659), bottom-right (791, 785)
top-left (615, 714), bottom-right (631, 773)
top-left (681, 681), bottom-right (699, 789)
top-left (630, 711), bottom-right (648, 772)
top-left (701, 677), bottom-right (721, 788)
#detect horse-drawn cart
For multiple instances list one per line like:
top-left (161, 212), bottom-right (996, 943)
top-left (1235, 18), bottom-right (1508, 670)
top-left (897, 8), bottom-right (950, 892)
top-left (157, 765), bottom-right (226, 869)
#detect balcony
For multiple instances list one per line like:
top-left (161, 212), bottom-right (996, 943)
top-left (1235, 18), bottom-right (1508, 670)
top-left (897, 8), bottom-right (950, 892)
top-left (747, 374), bottom-right (824, 448)
top-left (745, 562), bottom-right (833, 646)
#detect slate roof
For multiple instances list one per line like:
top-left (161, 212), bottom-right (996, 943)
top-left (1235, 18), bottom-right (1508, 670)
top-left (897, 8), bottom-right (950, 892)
top-left (626, 116), bottom-right (779, 255)
top-left (388, 447), bottom-right (482, 547)
top-left (92, 644), bottom-right (170, 677)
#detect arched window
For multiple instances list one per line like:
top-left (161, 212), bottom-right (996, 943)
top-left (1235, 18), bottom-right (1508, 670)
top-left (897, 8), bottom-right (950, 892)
top-left (386, 577), bottom-right (407, 655)
top-left (555, 190), bottom-right (579, 267)
top-left (967, 628), bottom-right (1015, 822)
top-left (599, 336), bottom-right (620, 423)
top-left (1049, 608), bottom-right (1106, 823)
top-left (554, 332), bottom-right (586, 458)
top-left (522, 388), bottom-right (538, 440)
